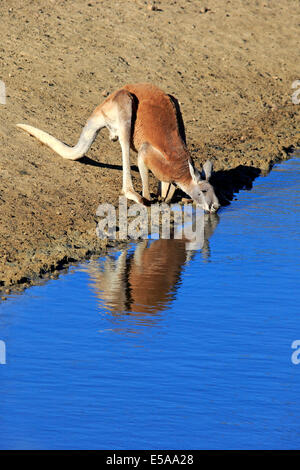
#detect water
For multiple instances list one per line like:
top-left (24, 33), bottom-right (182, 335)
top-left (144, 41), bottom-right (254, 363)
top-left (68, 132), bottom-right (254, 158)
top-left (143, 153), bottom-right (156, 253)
top-left (0, 156), bottom-right (299, 450)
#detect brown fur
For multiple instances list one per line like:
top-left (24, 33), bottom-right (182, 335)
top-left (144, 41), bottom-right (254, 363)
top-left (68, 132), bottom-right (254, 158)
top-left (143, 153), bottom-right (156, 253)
top-left (125, 84), bottom-right (191, 184)
top-left (105, 83), bottom-right (192, 185)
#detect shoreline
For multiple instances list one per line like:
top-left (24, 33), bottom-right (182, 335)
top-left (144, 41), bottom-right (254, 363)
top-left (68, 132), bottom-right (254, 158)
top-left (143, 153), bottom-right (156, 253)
top-left (0, 0), bottom-right (299, 296)
top-left (1, 107), bottom-right (299, 297)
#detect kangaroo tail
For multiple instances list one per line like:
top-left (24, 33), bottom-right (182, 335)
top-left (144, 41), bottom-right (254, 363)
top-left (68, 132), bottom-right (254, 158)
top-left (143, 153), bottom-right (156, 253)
top-left (17, 113), bottom-right (105, 161)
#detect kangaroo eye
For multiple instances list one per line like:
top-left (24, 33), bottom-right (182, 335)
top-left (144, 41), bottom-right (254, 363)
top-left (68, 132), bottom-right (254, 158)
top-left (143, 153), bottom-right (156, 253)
top-left (202, 189), bottom-right (207, 194)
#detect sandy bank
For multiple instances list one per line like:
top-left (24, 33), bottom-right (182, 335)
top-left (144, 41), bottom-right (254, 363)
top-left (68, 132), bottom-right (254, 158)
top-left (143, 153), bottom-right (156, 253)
top-left (0, 0), bottom-right (299, 294)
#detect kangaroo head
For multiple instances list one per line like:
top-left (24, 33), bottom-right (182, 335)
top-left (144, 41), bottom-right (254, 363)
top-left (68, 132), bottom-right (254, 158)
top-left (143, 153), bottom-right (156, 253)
top-left (188, 160), bottom-right (220, 213)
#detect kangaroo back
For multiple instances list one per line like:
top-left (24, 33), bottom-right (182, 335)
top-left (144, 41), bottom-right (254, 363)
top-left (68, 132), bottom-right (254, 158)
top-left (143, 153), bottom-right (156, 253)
top-left (123, 84), bottom-right (188, 157)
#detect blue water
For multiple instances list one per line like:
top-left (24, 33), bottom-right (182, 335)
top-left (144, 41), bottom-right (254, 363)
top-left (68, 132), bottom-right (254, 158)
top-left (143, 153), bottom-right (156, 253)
top-left (0, 157), bottom-right (300, 450)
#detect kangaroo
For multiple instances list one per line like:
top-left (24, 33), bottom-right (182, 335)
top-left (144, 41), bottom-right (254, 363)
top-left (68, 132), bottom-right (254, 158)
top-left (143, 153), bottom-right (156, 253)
top-left (17, 83), bottom-right (220, 212)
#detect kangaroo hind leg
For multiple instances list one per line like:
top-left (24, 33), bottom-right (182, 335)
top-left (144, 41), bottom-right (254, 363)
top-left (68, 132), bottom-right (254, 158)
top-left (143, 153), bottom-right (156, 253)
top-left (109, 90), bottom-right (145, 205)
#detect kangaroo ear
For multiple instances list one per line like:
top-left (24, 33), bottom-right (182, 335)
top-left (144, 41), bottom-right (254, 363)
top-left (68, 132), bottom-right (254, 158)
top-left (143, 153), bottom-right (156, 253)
top-left (201, 160), bottom-right (213, 180)
top-left (188, 160), bottom-right (201, 183)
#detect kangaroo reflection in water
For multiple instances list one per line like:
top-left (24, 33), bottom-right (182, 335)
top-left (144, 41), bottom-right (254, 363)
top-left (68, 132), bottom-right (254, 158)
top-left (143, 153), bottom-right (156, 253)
top-left (85, 214), bottom-right (219, 323)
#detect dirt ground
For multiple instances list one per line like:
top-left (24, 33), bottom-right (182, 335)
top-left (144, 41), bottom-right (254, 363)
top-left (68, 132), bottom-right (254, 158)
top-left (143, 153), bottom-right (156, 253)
top-left (0, 0), bottom-right (299, 294)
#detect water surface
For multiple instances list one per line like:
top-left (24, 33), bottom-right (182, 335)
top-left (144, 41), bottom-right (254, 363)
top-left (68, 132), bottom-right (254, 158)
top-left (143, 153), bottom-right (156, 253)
top-left (0, 156), bottom-right (299, 450)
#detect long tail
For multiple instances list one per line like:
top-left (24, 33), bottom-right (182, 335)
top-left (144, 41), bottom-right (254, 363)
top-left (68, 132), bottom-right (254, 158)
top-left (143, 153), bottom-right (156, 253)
top-left (17, 114), bottom-right (105, 160)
